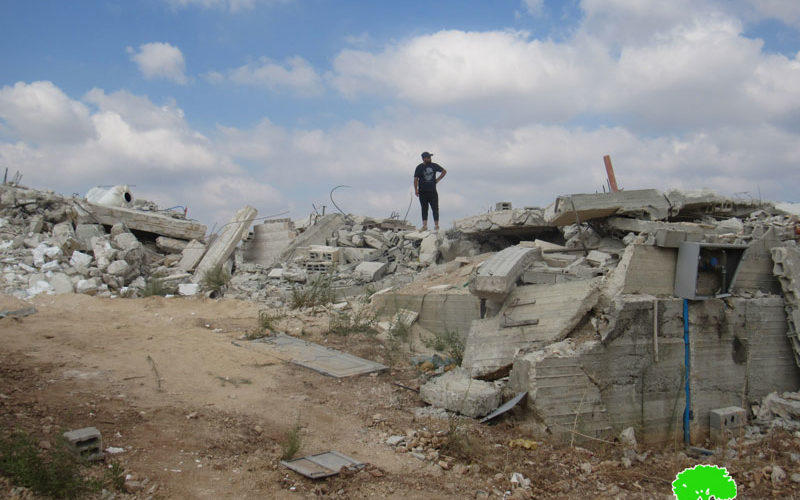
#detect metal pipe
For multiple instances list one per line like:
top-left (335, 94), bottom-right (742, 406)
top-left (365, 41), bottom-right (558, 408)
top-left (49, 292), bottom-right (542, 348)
top-left (683, 298), bottom-right (691, 444)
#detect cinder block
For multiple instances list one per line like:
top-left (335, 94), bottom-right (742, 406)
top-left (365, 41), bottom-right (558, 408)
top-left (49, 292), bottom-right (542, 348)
top-left (305, 261), bottom-right (333, 273)
top-left (308, 245), bottom-right (340, 263)
top-left (63, 427), bottom-right (103, 461)
top-left (495, 201), bottom-right (512, 211)
top-left (709, 406), bottom-right (746, 444)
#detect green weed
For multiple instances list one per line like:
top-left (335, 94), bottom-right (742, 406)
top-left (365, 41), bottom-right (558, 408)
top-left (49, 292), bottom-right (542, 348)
top-left (328, 306), bottom-right (377, 336)
top-left (244, 309), bottom-right (285, 340)
top-left (201, 264), bottom-right (231, 295)
top-left (280, 424), bottom-right (302, 461)
top-left (422, 329), bottom-right (465, 365)
top-left (290, 273), bottom-right (335, 309)
top-left (142, 277), bottom-right (172, 297)
top-left (0, 430), bottom-right (91, 498)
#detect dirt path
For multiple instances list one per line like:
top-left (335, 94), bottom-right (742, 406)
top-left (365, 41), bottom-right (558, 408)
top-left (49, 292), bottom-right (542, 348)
top-left (1, 293), bottom-right (798, 498)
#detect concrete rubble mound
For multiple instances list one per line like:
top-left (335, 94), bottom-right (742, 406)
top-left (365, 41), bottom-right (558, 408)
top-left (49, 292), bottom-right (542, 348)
top-left (4, 180), bottom-right (800, 447)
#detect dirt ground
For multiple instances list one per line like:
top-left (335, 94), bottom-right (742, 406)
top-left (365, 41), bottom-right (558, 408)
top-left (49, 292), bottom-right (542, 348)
top-left (1, 293), bottom-right (800, 499)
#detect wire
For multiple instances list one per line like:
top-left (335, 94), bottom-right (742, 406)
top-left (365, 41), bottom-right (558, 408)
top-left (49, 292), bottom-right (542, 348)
top-left (330, 185), bottom-right (350, 216)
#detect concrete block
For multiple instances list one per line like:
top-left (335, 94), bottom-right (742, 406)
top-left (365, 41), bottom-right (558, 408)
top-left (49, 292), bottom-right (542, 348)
top-left (178, 283), bottom-right (200, 296)
top-left (267, 268), bottom-right (284, 279)
top-left (495, 201), bottom-right (512, 211)
top-left (48, 272), bottom-right (74, 294)
top-left (469, 245), bottom-right (538, 301)
top-left (355, 261), bottom-right (387, 282)
top-left (419, 233), bottom-right (439, 265)
top-left (113, 232), bottom-right (141, 251)
top-left (710, 406), bottom-right (746, 443)
top-left (308, 245), bottom-right (340, 263)
top-left (76, 278), bottom-right (100, 295)
top-left (419, 368), bottom-right (502, 418)
top-left (106, 260), bottom-right (130, 277)
top-left (75, 224), bottom-right (106, 249)
top-left (341, 247), bottom-right (381, 264)
top-left (305, 261), bottom-right (333, 273)
top-left (63, 427), bottom-right (103, 461)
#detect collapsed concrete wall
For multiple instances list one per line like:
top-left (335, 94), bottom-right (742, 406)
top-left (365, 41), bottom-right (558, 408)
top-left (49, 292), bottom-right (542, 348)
top-left (509, 296), bottom-right (800, 445)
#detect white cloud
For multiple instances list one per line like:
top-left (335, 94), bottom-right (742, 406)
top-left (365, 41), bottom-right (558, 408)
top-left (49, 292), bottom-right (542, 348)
top-left (227, 56), bottom-right (323, 96)
top-left (163, 0), bottom-right (288, 12)
top-left (128, 42), bottom-right (188, 84)
top-left (330, 6), bottom-right (800, 132)
top-left (0, 81), bottom-right (94, 144)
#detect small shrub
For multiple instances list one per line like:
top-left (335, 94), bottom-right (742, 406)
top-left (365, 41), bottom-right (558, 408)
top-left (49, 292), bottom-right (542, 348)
top-left (328, 306), bottom-right (377, 336)
top-left (280, 424), bottom-right (302, 461)
top-left (290, 273), bottom-right (335, 310)
top-left (244, 309), bottom-right (285, 340)
top-left (201, 265), bottom-right (231, 295)
top-left (441, 415), bottom-right (476, 461)
top-left (422, 329), bottom-right (465, 365)
top-left (142, 277), bottom-right (172, 297)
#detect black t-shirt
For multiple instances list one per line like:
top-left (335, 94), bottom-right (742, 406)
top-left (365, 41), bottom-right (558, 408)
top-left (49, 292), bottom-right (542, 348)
top-left (414, 162), bottom-right (443, 193)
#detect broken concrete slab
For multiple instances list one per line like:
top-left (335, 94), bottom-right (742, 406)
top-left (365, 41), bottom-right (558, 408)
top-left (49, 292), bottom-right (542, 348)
top-left (178, 239), bottom-right (206, 272)
top-left (468, 245), bottom-right (539, 302)
top-left (73, 200), bottom-right (206, 241)
top-left (239, 333), bottom-right (386, 378)
top-left (192, 205), bottom-right (257, 284)
top-left (462, 279), bottom-right (601, 377)
top-left (453, 208), bottom-right (551, 236)
top-left (547, 189), bottom-right (671, 227)
top-left (281, 451), bottom-right (364, 479)
top-left (155, 236), bottom-right (189, 253)
top-left (419, 367), bottom-right (502, 418)
top-left (371, 290), bottom-right (480, 340)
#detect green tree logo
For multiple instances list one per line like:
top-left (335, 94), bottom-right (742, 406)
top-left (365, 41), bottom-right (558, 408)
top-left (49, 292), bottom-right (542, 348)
top-left (672, 464), bottom-right (737, 500)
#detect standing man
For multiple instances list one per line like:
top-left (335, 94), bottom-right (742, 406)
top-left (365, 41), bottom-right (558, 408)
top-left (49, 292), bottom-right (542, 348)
top-left (414, 151), bottom-right (447, 231)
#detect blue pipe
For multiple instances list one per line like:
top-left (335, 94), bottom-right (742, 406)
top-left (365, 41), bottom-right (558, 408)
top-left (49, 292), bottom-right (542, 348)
top-left (683, 298), bottom-right (691, 444)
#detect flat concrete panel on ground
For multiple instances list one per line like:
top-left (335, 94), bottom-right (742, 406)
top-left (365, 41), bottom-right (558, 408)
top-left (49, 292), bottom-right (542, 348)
top-left (241, 333), bottom-right (386, 377)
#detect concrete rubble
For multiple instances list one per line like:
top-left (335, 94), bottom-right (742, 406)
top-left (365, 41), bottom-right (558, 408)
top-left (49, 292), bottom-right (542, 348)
top-left (4, 180), bottom-right (800, 447)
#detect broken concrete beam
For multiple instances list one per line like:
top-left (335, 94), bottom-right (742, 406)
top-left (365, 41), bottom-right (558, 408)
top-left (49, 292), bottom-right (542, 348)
top-left (468, 245), bottom-right (539, 301)
top-left (547, 189), bottom-right (671, 227)
top-left (192, 205), bottom-right (257, 284)
top-left (453, 208), bottom-right (551, 236)
top-left (355, 261), bottom-right (387, 282)
top-left (419, 368), bottom-right (502, 418)
top-left (178, 239), bottom-right (206, 272)
top-left (156, 236), bottom-right (189, 253)
top-left (462, 279), bottom-right (601, 377)
top-left (73, 200), bottom-right (206, 240)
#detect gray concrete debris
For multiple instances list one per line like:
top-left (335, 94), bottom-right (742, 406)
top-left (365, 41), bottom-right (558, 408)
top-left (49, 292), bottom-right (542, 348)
top-left (547, 189), bottom-right (671, 226)
top-left (453, 208), bottom-right (549, 236)
top-left (469, 245), bottom-right (539, 302)
top-left (770, 245), bottom-right (800, 367)
top-left (192, 205), bottom-right (257, 284)
top-left (419, 367), bottom-right (502, 418)
top-left (355, 261), bottom-right (387, 282)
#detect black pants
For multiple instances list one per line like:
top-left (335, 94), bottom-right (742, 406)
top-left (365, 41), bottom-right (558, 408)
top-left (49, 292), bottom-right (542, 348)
top-left (419, 190), bottom-right (439, 223)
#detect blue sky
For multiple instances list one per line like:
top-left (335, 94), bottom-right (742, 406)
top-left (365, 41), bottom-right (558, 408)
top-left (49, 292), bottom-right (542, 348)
top-left (1, 0), bottom-right (799, 230)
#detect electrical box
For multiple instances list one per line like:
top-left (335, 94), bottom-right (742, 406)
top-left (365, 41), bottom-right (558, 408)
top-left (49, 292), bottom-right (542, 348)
top-left (674, 242), bottom-right (747, 300)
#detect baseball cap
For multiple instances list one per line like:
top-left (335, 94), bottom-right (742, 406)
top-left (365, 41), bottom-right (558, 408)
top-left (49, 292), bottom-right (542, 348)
top-left (421, 151), bottom-right (433, 158)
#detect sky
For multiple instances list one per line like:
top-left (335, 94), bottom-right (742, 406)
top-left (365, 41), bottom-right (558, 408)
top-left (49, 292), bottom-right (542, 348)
top-left (1, 0), bottom-right (799, 232)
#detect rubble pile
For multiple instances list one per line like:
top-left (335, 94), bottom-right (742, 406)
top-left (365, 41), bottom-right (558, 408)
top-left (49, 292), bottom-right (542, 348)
top-left (0, 184), bottom-right (206, 299)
